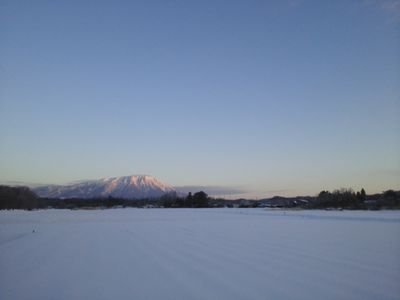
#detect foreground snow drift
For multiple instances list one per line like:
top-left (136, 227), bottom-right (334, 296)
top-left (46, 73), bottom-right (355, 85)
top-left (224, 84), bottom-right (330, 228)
top-left (1, 209), bottom-right (399, 300)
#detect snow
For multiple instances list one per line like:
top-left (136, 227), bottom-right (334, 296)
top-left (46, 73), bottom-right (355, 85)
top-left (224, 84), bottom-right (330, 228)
top-left (1, 208), bottom-right (399, 300)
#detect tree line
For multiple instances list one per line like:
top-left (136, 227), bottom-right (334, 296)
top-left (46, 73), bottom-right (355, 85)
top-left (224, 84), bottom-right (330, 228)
top-left (0, 185), bottom-right (39, 210)
top-left (0, 185), bottom-right (211, 210)
top-left (309, 188), bottom-right (400, 209)
top-left (1, 185), bottom-right (399, 210)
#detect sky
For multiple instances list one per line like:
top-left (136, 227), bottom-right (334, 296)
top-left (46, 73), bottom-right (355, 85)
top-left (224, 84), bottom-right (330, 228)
top-left (0, 0), bottom-right (399, 198)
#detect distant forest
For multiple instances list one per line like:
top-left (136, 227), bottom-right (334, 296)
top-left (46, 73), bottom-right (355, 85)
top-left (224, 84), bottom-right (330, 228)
top-left (0, 185), bottom-right (399, 210)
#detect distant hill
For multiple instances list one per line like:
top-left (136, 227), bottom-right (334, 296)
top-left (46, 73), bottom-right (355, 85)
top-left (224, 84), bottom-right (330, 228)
top-left (33, 175), bottom-right (175, 199)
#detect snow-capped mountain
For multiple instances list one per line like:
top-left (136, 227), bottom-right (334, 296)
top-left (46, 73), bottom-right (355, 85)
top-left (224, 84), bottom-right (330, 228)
top-left (33, 175), bottom-right (175, 199)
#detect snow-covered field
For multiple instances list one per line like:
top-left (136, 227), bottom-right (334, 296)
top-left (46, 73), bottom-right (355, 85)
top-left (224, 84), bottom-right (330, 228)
top-left (1, 208), bottom-right (399, 300)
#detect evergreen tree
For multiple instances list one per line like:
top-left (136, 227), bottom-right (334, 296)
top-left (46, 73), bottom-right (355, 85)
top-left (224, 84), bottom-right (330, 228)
top-left (360, 188), bottom-right (366, 202)
top-left (193, 191), bottom-right (208, 208)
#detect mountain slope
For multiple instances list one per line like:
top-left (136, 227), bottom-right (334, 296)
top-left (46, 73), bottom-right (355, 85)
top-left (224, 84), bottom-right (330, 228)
top-left (33, 175), bottom-right (175, 199)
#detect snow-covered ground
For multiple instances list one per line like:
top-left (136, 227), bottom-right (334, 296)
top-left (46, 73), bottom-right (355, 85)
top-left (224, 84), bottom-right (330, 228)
top-left (1, 208), bottom-right (399, 300)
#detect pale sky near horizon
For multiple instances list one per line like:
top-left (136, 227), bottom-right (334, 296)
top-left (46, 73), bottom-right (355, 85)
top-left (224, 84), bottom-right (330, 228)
top-left (1, 0), bottom-right (399, 198)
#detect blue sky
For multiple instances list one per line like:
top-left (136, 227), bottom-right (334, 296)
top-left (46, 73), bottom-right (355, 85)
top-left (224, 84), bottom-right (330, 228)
top-left (1, 0), bottom-right (399, 197)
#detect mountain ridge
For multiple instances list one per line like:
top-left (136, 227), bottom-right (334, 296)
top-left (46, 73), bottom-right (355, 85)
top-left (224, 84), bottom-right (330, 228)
top-left (33, 175), bottom-right (175, 199)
